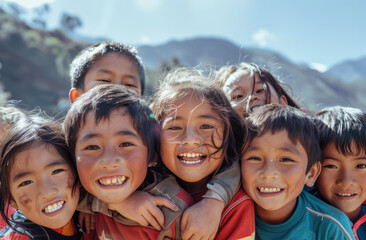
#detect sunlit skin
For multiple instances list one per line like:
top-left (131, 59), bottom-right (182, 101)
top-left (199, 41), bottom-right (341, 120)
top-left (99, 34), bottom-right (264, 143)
top-left (241, 130), bottom-right (320, 224)
top-left (160, 93), bottom-right (225, 194)
top-left (316, 141), bottom-right (366, 223)
top-left (70, 53), bottom-right (141, 102)
top-left (75, 107), bottom-right (148, 205)
top-left (223, 70), bottom-right (287, 118)
top-left (10, 143), bottom-right (79, 229)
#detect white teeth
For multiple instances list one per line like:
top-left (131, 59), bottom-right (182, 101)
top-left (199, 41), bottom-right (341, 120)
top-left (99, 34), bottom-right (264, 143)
top-left (178, 153), bottom-right (203, 158)
top-left (337, 193), bottom-right (355, 197)
top-left (259, 187), bottom-right (281, 193)
top-left (44, 201), bottom-right (64, 213)
top-left (99, 176), bottom-right (127, 186)
top-left (180, 159), bottom-right (204, 165)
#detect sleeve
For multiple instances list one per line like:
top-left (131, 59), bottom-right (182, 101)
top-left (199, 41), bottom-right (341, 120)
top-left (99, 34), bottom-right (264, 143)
top-left (76, 193), bottom-right (109, 216)
top-left (214, 190), bottom-right (255, 240)
top-left (203, 160), bottom-right (240, 206)
top-left (317, 214), bottom-right (355, 240)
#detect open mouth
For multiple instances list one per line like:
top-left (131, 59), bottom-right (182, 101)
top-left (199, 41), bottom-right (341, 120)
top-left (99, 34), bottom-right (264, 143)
top-left (98, 176), bottom-right (127, 186)
top-left (257, 187), bottom-right (283, 193)
top-left (178, 153), bottom-right (206, 165)
top-left (43, 200), bottom-right (65, 214)
top-left (335, 193), bottom-right (357, 197)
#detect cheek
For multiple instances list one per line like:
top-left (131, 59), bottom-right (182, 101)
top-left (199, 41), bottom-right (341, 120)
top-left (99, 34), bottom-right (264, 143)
top-left (16, 192), bottom-right (33, 211)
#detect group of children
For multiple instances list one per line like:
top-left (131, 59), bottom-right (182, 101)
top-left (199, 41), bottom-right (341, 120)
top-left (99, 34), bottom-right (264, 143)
top-left (0, 41), bottom-right (364, 240)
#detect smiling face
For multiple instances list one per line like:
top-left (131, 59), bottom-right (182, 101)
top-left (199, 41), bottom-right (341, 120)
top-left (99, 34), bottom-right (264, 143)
top-left (316, 141), bottom-right (366, 223)
top-left (75, 107), bottom-right (148, 205)
top-left (9, 143), bottom-right (79, 229)
top-left (160, 93), bottom-right (225, 191)
top-left (223, 70), bottom-right (287, 118)
top-left (241, 130), bottom-right (319, 224)
top-left (71, 53), bottom-right (141, 102)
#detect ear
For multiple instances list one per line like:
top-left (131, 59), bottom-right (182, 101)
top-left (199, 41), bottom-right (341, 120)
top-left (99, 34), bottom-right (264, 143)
top-left (148, 154), bottom-right (158, 167)
top-left (10, 199), bottom-right (18, 209)
top-left (279, 95), bottom-right (288, 105)
top-left (305, 161), bottom-right (321, 187)
top-left (69, 88), bottom-right (83, 103)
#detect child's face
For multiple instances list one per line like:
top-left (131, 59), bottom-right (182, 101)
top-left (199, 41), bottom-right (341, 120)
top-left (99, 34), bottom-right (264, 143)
top-left (9, 143), bottom-right (79, 229)
top-left (316, 141), bottom-right (366, 222)
top-left (241, 130), bottom-right (319, 224)
top-left (75, 53), bottom-right (141, 99)
top-left (223, 70), bottom-right (287, 118)
top-left (160, 94), bottom-right (225, 185)
top-left (75, 108), bottom-right (148, 205)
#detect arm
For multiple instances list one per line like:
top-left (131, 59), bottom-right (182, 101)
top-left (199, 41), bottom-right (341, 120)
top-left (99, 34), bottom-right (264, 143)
top-left (203, 160), bottom-right (240, 206)
top-left (181, 161), bottom-right (241, 240)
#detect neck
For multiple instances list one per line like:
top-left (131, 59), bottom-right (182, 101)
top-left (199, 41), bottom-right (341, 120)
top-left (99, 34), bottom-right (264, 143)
top-left (345, 206), bottom-right (362, 223)
top-left (255, 198), bottom-right (298, 225)
top-left (178, 177), bottom-right (209, 195)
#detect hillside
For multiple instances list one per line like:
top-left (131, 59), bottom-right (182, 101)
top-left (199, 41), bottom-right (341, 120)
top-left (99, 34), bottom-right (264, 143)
top-left (138, 38), bottom-right (366, 112)
top-left (1, 8), bottom-right (365, 114)
top-left (0, 8), bottom-right (86, 114)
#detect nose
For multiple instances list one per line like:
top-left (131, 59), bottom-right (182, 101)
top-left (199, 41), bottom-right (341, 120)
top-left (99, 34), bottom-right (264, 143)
top-left (99, 145), bottom-right (122, 170)
top-left (181, 126), bottom-right (201, 146)
top-left (38, 177), bottom-right (57, 200)
top-left (259, 160), bottom-right (279, 180)
top-left (337, 168), bottom-right (355, 186)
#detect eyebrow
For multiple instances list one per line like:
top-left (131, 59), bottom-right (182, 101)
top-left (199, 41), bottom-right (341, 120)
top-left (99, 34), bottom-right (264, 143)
top-left (323, 156), bottom-right (366, 161)
top-left (12, 159), bottom-right (66, 182)
top-left (164, 114), bottom-right (219, 123)
top-left (79, 130), bottom-right (139, 144)
top-left (96, 69), bottom-right (138, 80)
top-left (245, 144), bottom-right (304, 156)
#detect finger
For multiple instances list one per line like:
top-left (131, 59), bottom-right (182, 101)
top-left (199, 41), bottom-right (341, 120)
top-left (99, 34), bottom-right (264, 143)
top-left (135, 214), bottom-right (150, 227)
top-left (147, 203), bottom-right (165, 227)
top-left (180, 211), bottom-right (188, 236)
top-left (78, 213), bottom-right (85, 230)
top-left (153, 196), bottom-right (179, 211)
top-left (142, 210), bottom-right (162, 230)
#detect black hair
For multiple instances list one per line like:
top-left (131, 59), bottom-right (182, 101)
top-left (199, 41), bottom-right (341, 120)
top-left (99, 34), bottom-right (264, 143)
top-left (69, 41), bottom-right (145, 95)
top-left (245, 104), bottom-right (321, 173)
top-left (64, 84), bottom-right (158, 166)
top-left (315, 106), bottom-right (366, 156)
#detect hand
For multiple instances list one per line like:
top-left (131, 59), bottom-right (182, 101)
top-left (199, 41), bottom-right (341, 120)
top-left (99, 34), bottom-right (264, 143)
top-left (181, 198), bottom-right (225, 240)
top-left (78, 211), bottom-right (95, 234)
top-left (108, 191), bottom-right (179, 230)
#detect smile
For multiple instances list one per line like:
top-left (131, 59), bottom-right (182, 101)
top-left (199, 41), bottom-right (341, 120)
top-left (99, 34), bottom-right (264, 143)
top-left (258, 187), bottom-right (282, 193)
top-left (44, 200), bottom-right (64, 213)
top-left (98, 176), bottom-right (127, 186)
top-left (178, 152), bottom-right (206, 165)
top-left (336, 193), bottom-right (357, 197)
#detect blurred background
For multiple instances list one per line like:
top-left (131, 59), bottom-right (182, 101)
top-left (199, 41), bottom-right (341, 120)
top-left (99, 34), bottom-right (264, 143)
top-left (0, 0), bottom-right (365, 115)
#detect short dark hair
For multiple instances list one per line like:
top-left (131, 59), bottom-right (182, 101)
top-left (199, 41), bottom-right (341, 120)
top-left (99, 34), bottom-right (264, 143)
top-left (315, 106), bottom-right (366, 156)
top-left (150, 67), bottom-right (246, 173)
top-left (69, 41), bottom-right (146, 95)
top-left (0, 113), bottom-right (78, 227)
top-left (245, 104), bottom-right (320, 173)
top-left (64, 84), bottom-right (158, 166)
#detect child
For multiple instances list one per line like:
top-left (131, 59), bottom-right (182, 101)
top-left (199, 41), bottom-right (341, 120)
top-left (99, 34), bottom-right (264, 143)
top-left (0, 113), bottom-right (83, 239)
top-left (150, 67), bottom-right (255, 239)
top-left (241, 104), bottom-right (355, 240)
top-left (69, 41), bottom-right (145, 102)
top-left (315, 106), bottom-right (366, 240)
top-left (216, 62), bottom-right (300, 118)
top-left (0, 106), bottom-right (26, 230)
top-left (64, 84), bottom-right (194, 239)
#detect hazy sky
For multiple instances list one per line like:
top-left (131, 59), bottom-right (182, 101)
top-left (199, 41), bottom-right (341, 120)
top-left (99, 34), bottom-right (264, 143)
top-left (3, 0), bottom-right (366, 71)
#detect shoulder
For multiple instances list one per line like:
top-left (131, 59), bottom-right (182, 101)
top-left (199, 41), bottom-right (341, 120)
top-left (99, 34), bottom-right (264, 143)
top-left (302, 191), bottom-right (354, 239)
top-left (220, 188), bottom-right (254, 224)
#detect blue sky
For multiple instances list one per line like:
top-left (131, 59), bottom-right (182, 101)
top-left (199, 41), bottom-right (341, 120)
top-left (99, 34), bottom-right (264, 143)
top-left (3, 0), bottom-right (366, 71)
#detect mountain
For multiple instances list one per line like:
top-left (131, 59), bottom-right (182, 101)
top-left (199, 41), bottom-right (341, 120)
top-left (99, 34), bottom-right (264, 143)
top-left (326, 57), bottom-right (366, 83)
top-left (1, 8), bottom-right (365, 115)
top-left (0, 8), bottom-right (86, 114)
top-left (138, 38), bottom-right (366, 112)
